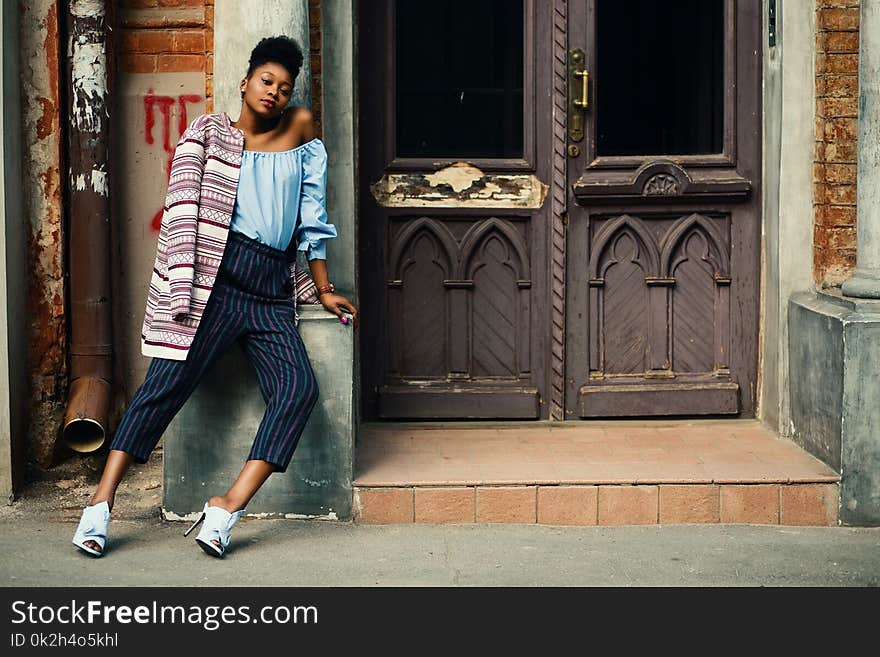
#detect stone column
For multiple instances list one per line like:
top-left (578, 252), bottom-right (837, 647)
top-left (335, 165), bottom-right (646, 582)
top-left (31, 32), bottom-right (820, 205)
top-left (842, 0), bottom-right (880, 298)
top-left (163, 0), bottom-right (356, 521)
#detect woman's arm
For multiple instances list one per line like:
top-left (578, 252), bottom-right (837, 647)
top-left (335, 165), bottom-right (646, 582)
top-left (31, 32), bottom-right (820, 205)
top-left (293, 110), bottom-right (359, 329)
top-left (308, 258), bottom-right (358, 330)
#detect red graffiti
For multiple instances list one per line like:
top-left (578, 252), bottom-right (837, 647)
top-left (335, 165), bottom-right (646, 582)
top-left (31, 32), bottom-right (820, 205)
top-left (143, 90), bottom-right (203, 231)
top-left (144, 90), bottom-right (175, 151)
top-left (178, 95), bottom-right (202, 136)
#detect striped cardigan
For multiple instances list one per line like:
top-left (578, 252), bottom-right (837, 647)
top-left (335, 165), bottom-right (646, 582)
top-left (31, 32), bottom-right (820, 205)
top-left (141, 111), bottom-right (319, 361)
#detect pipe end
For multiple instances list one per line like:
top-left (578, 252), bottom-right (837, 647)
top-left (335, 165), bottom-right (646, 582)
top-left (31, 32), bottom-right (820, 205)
top-left (63, 377), bottom-right (111, 453)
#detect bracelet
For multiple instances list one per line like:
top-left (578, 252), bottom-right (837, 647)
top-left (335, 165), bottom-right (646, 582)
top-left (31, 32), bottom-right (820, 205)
top-left (316, 282), bottom-right (335, 296)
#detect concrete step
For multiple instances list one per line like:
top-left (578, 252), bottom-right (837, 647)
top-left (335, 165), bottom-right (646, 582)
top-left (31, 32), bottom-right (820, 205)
top-left (353, 420), bottom-right (840, 526)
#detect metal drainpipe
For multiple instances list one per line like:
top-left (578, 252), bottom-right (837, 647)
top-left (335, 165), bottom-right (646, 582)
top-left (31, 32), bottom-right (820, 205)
top-left (62, 0), bottom-right (112, 453)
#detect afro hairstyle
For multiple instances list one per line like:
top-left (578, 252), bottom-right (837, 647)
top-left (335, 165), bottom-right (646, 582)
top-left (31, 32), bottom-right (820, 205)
top-left (245, 35), bottom-right (304, 84)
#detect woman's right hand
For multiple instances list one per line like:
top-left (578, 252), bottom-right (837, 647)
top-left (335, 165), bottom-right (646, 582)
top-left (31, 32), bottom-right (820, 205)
top-left (319, 293), bottom-right (358, 331)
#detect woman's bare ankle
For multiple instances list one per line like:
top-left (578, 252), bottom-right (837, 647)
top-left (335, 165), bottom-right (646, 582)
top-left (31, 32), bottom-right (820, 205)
top-left (209, 495), bottom-right (242, 513)
top-left (89, 495), bottom-right (114, 512)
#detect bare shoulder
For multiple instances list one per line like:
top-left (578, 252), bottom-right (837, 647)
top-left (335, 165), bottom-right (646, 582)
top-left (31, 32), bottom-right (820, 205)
top-left (283, 106), bottom-right (316, 144)
top-left (293, 107), bottom-right (316, 141)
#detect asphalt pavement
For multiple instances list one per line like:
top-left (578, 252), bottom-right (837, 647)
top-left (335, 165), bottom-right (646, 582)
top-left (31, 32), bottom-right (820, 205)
top-left (2, 516), bottom-right (878, 587)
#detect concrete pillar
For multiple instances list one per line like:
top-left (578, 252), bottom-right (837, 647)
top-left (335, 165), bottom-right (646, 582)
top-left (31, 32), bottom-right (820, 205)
top-left (759, 0), bottom-right (817, 433)
top-left (788, 1), bottom-right (880, 526)
top-left (841, 0), bottom-right (880, 298)
top-left (163, 0), bottom-right (355, 520)
top-left (789, 290), bottom-right (880, 525)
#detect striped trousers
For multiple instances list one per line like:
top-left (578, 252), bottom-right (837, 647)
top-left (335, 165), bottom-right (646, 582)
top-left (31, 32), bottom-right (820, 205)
top-left (110, 230), bottom-right (320, 473)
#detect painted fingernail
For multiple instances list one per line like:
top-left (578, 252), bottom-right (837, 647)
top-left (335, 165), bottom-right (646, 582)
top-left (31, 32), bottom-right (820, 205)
top-left (340, 316), bottom-right (349, 325)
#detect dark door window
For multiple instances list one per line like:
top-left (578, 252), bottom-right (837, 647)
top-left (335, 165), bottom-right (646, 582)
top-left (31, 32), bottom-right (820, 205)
top-left (596, 0), bottom-right (724, 156)
top-left (396, 0), bottom-right (524, 158)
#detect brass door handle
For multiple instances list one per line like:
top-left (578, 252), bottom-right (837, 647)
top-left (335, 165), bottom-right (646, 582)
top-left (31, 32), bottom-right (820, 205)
top-left (573, 70), bottom-right (589, 109)
top-left (568, 48), bottom-right (590, 143)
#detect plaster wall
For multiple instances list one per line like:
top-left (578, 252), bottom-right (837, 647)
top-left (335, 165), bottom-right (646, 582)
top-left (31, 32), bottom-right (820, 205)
top-left (321, 0), bottom-right (357, 299)
top-left (212, 1), bottom-right (311, 118)
top-left (111, 73), bottom-right (206, 413)
top-left (760, 0), bottom-right (817, 434)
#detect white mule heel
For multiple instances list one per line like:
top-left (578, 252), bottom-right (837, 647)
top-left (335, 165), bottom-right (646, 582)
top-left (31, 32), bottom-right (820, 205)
top-left (71, 500), bottom-right (111, 557)
top-left (183, 502), bottom-right (245, 558)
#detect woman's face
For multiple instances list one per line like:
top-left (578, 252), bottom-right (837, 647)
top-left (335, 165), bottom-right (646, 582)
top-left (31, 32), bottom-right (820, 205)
top-left (240, 62), bottom-right (294, 117)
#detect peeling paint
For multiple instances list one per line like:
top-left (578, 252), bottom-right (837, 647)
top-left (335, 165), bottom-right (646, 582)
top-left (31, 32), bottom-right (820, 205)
top-left (425, 163), bottom-right (485, 193)
top-left (35, 97), bottom-right (56, 140)
top-left (372, 163), bottom-right (549, 208)
top-left (43, 4), bottom-right (60, 113)
top-left (70, 168), bottom-right (110, 196)
top-left (70, 0), bottom-right (105, 18)
top-left (21, 2), bottom-right (67, 469)
top-left (71, 40), bottom-right (107, 133)
top-left (91, 167), bottom-right (108, 196)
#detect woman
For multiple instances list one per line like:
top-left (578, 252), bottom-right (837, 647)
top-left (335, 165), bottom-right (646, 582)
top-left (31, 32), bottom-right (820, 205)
top-left (72, 35), bottom-right (358, 558)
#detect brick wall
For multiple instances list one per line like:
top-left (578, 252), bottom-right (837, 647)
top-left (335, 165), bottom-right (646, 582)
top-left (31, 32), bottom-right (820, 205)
top-left (814, 0), bottom-right (860, 287)
top-left (308, 0), bottom-right (322, 136)
top-left (118, 0), bottom-right (322, 127)
top-left (118, 0), bottom-right (213, 105)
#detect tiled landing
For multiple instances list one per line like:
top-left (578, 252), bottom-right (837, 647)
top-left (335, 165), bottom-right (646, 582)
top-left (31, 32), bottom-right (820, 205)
top-left (353, 420), bottom-right (840, 526)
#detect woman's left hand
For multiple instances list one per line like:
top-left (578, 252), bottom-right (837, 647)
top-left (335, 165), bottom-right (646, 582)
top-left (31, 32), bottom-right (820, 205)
top-left (320, 293), bottom-right (358, 330)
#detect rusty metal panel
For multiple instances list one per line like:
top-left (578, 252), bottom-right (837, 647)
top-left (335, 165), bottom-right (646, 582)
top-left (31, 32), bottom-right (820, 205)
top-left (19, 0), bottom-right (66, 467)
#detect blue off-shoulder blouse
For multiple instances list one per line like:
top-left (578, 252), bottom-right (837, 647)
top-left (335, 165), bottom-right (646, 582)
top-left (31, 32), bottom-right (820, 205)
top-left (230, 137), bottom-right (338, 259)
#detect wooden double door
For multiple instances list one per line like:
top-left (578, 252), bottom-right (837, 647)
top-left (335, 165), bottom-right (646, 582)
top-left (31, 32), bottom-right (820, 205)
top-left (358, 0), bottom-right (761, 421)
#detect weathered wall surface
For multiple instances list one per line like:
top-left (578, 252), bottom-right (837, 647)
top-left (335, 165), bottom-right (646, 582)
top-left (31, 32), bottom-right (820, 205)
top-left (118, 0), bottom-right (213, 108)
top-left (12, 0), bottom-right (216, 474)
top-left (19, 0), bottom-right (66, 468)
top-left (307, 0), bottom-right (323, 137)
top-left (111, 72), bottom-right (205, 412)
top-left (213, 0), bottom-right (311, 116)
top-left (15, 0), bottom-right (326, 477)
top-left (760, 0), bottom-right (817, 434)
top-left (814, 0), bottom-right (861, 286)
top-left (790, 291), bottom-right (880, 525)
top-left (163, 308), bottom-right (354, 520)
